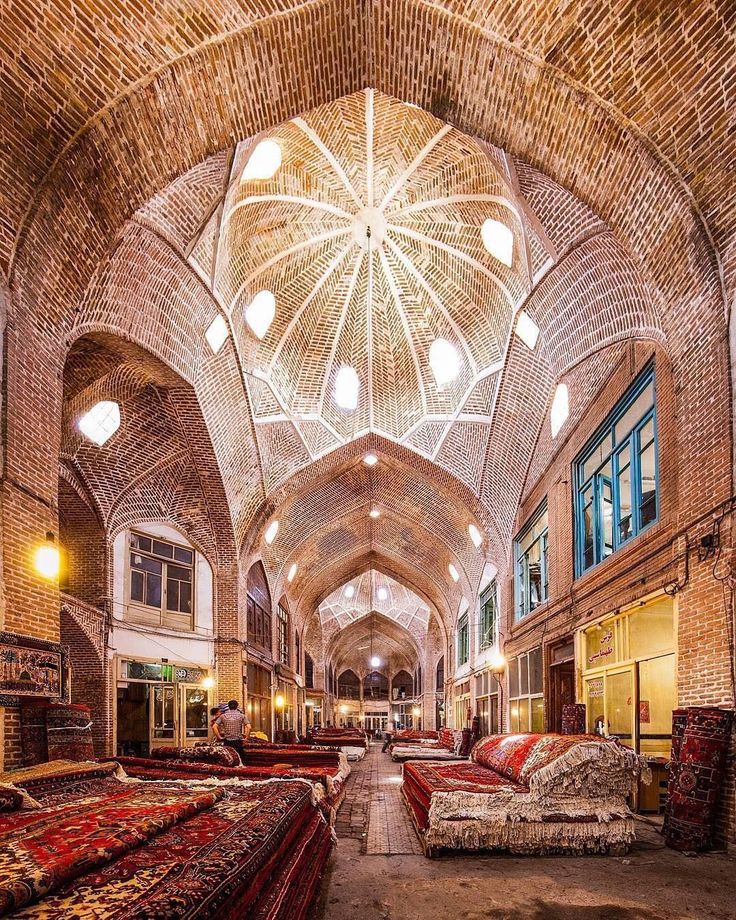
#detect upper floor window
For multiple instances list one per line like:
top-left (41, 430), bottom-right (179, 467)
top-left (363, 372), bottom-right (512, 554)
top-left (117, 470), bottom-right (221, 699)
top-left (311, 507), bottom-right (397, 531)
top-left (479, 581), bottom-right (498, 650)
top-left (277, 604), bottom-right (290, 665)
top-left (436, 655), bottom-right (444, 691)
top-left (515, 503), bottom-right (548, 620)
top-left (305, 653), bottom-right (315, 689)
top-left (575, 366), bottom-right (657, 576)
top-left (457, 613), bottom-right (469, 666)
top-left (295, 631), bottom-right (301, 674)
top-left (128, 532), bottom-right (194, 630)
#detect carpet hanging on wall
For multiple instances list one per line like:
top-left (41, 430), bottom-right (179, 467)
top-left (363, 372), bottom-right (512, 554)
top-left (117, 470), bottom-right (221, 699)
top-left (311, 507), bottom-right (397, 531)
top-left (664, 706), bottom-right (734, 852)
top-left (46, 703), bottom-right (95, 762)
top-left (560, 704), bottom-right (586, 735)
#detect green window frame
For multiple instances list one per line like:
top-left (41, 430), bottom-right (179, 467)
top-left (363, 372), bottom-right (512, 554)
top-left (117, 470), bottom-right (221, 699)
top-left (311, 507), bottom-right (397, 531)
top-left (457, 613), bottom-right (469, 666)
top-left (479, 581), bottom-right (497, 650)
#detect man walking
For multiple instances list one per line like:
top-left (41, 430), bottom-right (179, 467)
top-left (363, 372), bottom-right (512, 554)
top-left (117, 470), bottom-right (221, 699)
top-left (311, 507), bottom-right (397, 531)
top-left (214, 699), bottom-right (251, 760)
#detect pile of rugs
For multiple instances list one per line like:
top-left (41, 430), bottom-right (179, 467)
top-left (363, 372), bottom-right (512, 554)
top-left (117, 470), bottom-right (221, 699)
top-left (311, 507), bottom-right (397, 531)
top-left (401, 732), bottom-right (649, 857)
top-left (112, 742), bottom-right (350, 825)
top-left (664, 705), bottom-right (734, 852)
top-left (390, 728), bottom-right (466, 762)
top-left (310, 727), bottom-right (368, 761)
top-left (0, 759), bottom-right (333, 918)
top-left (19, 702), bottom-right (94, 766)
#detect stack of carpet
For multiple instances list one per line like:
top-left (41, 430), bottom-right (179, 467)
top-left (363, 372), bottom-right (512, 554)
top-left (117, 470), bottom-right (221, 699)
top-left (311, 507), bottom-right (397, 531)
top-left (0, 759), bottom-right (334, 918)
top-left (664, 706), bottom-right (734, 852)
top-left (20, 702), bottom-right (94, 765)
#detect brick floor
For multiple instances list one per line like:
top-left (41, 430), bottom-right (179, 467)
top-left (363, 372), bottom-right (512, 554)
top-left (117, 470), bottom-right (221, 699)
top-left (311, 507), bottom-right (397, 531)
top-left (334, 742), bottom-right (422, 855)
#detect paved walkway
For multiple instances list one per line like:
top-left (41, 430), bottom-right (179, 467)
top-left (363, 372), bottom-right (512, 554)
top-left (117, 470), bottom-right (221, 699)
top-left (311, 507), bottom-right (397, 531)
top-left (318, 743), bottom-right (736, 920)
top-left (334, 741), bottom-right (422, 855)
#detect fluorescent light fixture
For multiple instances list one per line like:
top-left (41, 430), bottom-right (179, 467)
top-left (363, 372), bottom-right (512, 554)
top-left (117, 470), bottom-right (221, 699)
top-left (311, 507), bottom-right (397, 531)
top-left (448, 563), bottom-right (460, 582)
top-left (369, 507), bottom-right (381, 519)
top-left (551, 383), bottom-right (569, 438)
top-left (334, 365), bottom-right (360, 410)
top-left (429, 338), bottom-right (460, 389)
top-left (370, 655), bottom-right (381, 668)
top-left (264, 520), bottom-right (279, 545)
top-left (468, 524), bottom-right (482, 548)
top-left (245, 289), bottom-right (276, 339)
top-left (515, 310), bottom-right (540, 350)
top-left (78, 401), bottom-right (121, 446)
top-left (205, 315), bottom-right (229, 354)
top-left (377, 587), bottom-right (388, 602)
top-left (344, 585), bottom-right (355, 599)
top-left (287, 563), bottom-right (297, 582)
top-left (242, 139), bottom-right (282, 181)
top-left (363, 453), bottom-right (378, 466)
top-left (481, 218), bottom-right (513, 267)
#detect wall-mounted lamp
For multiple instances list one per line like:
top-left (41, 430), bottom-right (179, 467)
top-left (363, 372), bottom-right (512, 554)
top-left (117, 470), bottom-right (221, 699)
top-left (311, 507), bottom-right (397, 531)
top-left (201, 676), bottom-right (215, 690)
top-left (274, 693), bottom-right (285, 710)
top-left (34, 532), bottom-right (60, 580)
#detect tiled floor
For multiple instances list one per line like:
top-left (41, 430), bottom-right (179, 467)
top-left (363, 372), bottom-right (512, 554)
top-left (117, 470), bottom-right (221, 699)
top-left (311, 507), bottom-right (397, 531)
top-left (334, 742), bottom-right (422, 854)
top-left (318, 744), bottom-right (736, 920)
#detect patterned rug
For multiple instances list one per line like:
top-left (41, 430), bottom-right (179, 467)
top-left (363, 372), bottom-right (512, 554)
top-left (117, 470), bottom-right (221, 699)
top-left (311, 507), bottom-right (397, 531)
top-left (20, 704), bottom-right (49, 767)
top-left (561, 704), bottom-right (586, 735)
top-left (0, 769), bottom-right (223, 914)
top-left (10, 779), bottom-right (331, 919)
top-left (664, 706), bottom-right (734, 852)
top-left (45, 704), bottom-right (95, 763)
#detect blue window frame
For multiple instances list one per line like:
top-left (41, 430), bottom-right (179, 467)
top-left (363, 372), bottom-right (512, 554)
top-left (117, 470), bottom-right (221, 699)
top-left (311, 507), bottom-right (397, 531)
top-left (575, 365), bottom-right (658, 576)
top-left (514, 503), bottom-right (549, 620)
top-left (479, 581), bottom-right (497, 650)
top-left (457, 613), bottom-right (469, 666)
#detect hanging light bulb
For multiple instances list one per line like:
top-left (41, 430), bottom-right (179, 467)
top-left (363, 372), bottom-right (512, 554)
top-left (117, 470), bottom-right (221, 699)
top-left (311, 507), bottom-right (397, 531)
top-left (370, 655), bottom-right (381, 668)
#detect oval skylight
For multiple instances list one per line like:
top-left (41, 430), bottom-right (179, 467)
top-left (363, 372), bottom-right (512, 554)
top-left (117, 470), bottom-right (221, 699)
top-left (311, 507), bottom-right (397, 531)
top-left (377, 586), bottom-right (388, 602)
top-left (515, 310), bottom-right (540, 351)
top-left (551, 383), bottom-right (569, 438)
top-left (468, 524), bottom-right (482, 548)
top-left (334, 366), bottom-right (360, 410)
top-left (481, 218), bottom-right (513, 267)
top-left (369, 507), bottom-right (381, 519)
top-left (448, 563), bottom-right (460, 582)
top-left (245, 289), bottom-right (276, 340)
top-left (264, 520), bottom-right (279, 545)
top-left (287, 563), bottom-right (298, 582)
top-left (344, 584), bottom-right (355, 599)
top-left (363, 452), bottom-right (379, 466)
top-left (429, 338), bottom-right (460, 389)
top-left (242, 139), bottom-right (282, 181)
top-left (78, 400), bottom-right (121, 446)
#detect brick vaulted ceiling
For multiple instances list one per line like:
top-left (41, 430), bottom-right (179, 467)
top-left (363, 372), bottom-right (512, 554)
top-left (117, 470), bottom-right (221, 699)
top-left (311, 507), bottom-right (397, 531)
top-left (2, 1), bottom-right (732, 634)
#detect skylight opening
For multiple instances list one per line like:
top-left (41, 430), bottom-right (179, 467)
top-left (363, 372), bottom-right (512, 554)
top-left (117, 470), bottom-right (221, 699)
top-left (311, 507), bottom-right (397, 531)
top-left (369, 507), bottom-right (381, 519)
top-left (377, 586), bottom-right (388, 602)
top-left (551, 383), bottom-right (570, 438)
top-left (468, 524), bottom-right (483, 549)
top-left (242, 139), bottom-right (282, 181)
top-left (429, 338), bottom-right (461, 389)
top-left (448, 563), bottom-right (460, 582)
top-left (363, 453), bottom-right (379, 466)
top-left (264, 520), bottom-right (279, 545)
top-left (481, 218), bottom-right (513, 267)
top-left (334, 366), bottom-right (360, 411)
top-left (205, 315), bottom-right (229, 354)
top-left (515, 310), bottom-right (540, 350)
top-left (344, 585), bottom-right (355, 599)
top-left (78, 401), bottom-right (121, 446)
top-left (245, 290), bottom-right (276, 340)
top-left (287, 563), bottom-right (298, 583)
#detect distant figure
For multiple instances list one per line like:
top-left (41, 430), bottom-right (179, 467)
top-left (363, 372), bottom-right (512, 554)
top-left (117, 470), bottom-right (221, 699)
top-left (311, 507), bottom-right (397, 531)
top-left (214, 699), bottom-right (251, 759)
top-left (210, 706), bottom-right (222, 741)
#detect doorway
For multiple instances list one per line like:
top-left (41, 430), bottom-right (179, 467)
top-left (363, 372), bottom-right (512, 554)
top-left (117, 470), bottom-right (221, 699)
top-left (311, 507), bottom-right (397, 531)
top-left (116, 681), bottom-right (209, 756)
top-left (548, 637), bottom-right (575, 733)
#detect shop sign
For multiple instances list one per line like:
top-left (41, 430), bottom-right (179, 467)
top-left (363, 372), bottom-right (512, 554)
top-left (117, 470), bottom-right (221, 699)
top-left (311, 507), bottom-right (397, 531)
top-left (587, 627), bottom-right (615, 667)
top-left (587, 677), bottom-right (604, 699)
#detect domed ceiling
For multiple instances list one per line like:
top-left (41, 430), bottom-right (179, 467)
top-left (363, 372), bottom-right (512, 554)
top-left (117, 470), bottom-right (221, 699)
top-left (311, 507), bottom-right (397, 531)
top-left (319, 569), bottom-right (430, 646)
top-left (190, 89), bottom-right (540, 467)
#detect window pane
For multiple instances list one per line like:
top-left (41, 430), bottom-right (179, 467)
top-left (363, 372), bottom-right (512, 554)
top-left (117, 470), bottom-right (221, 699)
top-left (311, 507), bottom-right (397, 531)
top-left (131, 534), bottom-right (152, 552)
top-left (174, 546), bottom-right (193, 564)
top-left (519, 654), bottom-right (529, 695)
top-left (639, 441), bottom-right (657, 527)
top-left (582, 434), bottom-right (612, 483)
top-left (166, 578), bottom-right (180, 612)
top-left (168, 564), bottom-right (192, 582)
top-left (601, 475), bottom-right (614, 558)
top-left (531, 697), bottom-right (544, 732)
top-left (617, 451), bottom-right (633, 544)
top-left (152, 539), bottom-right (174, 559)
top-left (146, 572), bottom-right (162, 608)
top-left (179, 580), bottom-right (192, 614)
top-left (529, 647), bottom-right (543, 694)
top-left (582, 496), bottom-right (594, 570)
top-left (131, 554), bottom-right (162, 575)
top-left (607, 670), bottom-right (634, 747)
top-left (614, 382), bottom-right (653, 444)
top-left (509, 657), bottom-right (519, 698)
top-left (130, 569), bottom-right (145, 603)
top-left (518, 698), bottom-right (530, 732)
top-left (527, 538), bottom-right (543, 610)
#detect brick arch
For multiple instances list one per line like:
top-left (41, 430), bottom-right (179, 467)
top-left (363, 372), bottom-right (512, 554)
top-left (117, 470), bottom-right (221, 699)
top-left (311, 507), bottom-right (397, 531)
top-left (60, 599), bottom-right (109, 755)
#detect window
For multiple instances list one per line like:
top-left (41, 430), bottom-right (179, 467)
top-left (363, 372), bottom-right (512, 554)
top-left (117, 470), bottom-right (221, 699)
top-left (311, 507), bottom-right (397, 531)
top-left (128, 532), bottom-right (194, 631)
top-left (474, 670), bottom-right (499, 735)
top-left (246, 662), bottom-right (272, 736)
top-left (295, 632), bottom-right (301, 674)
top-left (247, 595), bottom-right (272, 651)
top-left (277, 604), bottom-right (290, 666)
top-left (508, 648), bottom-right (544, 732)
top-left (479, 581), bottom-right (497, 650)
top-left (575, 366), bottom-right (657, 575)
top-left (305, 653), bottom-right (315, 689)
top-left (457, 613), bottom-right (469, 666)
top-left (515, 504), bottom-right (548, 619)
top-left (435, 656), bottom-right (445, 692)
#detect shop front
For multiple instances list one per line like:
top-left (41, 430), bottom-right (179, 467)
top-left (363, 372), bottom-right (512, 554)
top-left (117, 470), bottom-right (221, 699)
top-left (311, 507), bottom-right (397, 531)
top-left (246, 660), bottom-right (273, 737)
top-left (115, 657), bottom-right (211, 756)
top-left (578, 594), bottom-right (676, 809)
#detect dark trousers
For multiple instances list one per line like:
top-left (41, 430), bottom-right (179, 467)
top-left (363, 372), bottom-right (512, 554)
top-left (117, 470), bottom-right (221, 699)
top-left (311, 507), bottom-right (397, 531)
top-left (223, 738), bottom-right (245, 760)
